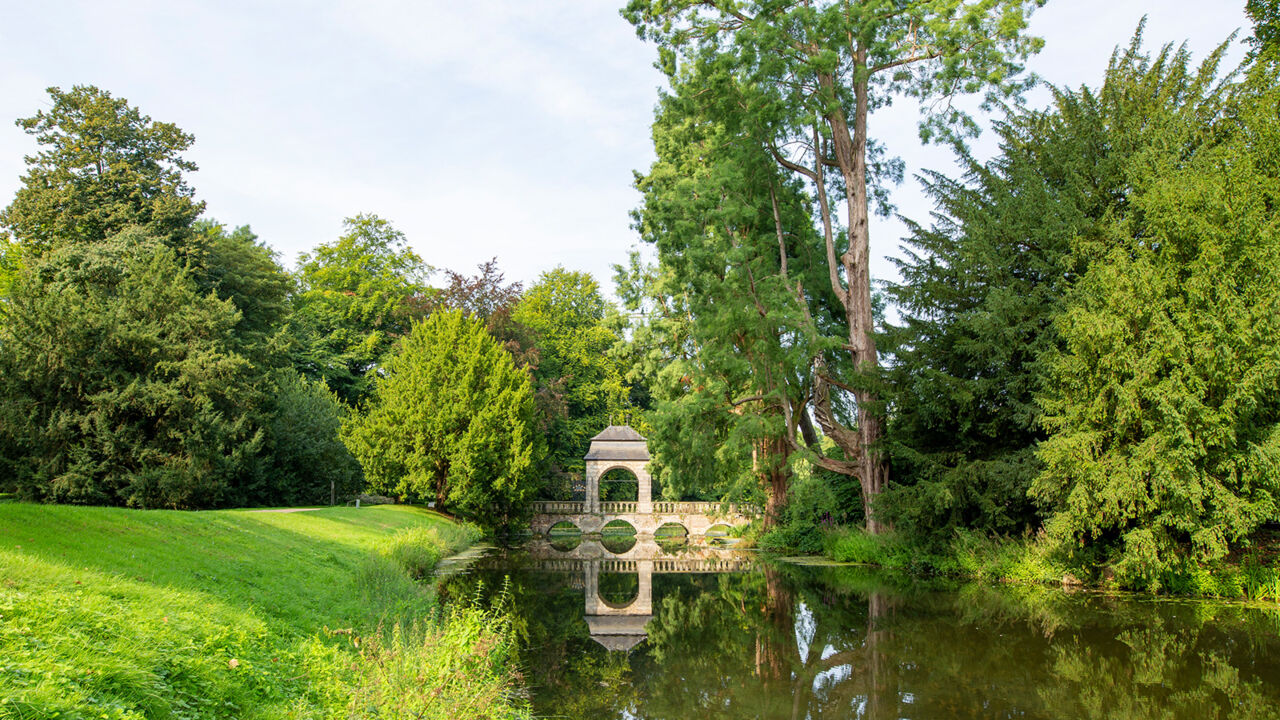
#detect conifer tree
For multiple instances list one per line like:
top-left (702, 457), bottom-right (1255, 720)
top-left (343, 311), bottom-right (542, 532)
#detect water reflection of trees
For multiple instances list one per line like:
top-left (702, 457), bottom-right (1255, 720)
top-left (441, 559), bottom-right (1280, 720)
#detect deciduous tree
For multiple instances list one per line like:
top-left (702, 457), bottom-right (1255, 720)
top-left (514, 267), bottom-right (630, 475)
top-left (0, 85), bottom-right (203, 257)
top-left (624, 0), bottom-right (1046, 531)
top-left (291, 214), bottom-right (429, 405)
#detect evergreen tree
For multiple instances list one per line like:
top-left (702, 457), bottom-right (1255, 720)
top-left (342, 311), bottom-right (542, 533)
top-left (266, 370), bottom-right (363, 506)
top-left (0, 231), bottom-right (262, 507)
top-left (1032, 37), bottom-right (1280, 583)
top-left (883, 26), bottom-right (1253, 544)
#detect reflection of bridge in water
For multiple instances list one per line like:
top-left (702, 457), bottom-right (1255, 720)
top-left (530, 426), bottom-right (758, 537)
top-left (482, 538), bottom-right (755, 651)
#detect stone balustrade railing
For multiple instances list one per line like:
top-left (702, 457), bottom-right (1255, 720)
top-left (650, 501), bottom-right (758, 516)
top-left (531, 500), bottom-right (586, 514)
top-left (530, 500), bottom-right (760, 517)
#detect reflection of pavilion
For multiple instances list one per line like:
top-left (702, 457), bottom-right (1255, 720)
top-left (584, 559), bottom-right (652, 651)
top-left (518, 538), bottom-right (754, 652)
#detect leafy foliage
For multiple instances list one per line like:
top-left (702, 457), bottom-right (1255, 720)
top-left (625, 0), bottom-right (1048, 530)
top-left (1032, 39), bottom-right (1280, 581)
top-left (265, 371), bottom-right (363, 506)
top-left (0, 231), bottom-right (262, 508)
top-left (343, 311), bottom-right (542, 533)
top-left (291, 214), bottom-right (429, 406)
top-left (514, 267), bottom-right (629, 475)
top-left (0, 85), bottom-right (203, 257)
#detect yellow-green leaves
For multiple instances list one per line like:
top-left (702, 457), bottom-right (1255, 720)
top-left (343, 311), bottom-right (541, 534)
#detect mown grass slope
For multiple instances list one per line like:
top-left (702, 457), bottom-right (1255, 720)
top-left (0, 504), bottom-right (527, 719)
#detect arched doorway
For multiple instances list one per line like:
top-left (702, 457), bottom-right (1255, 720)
top-left (598, 467), bottom-right (639, 502)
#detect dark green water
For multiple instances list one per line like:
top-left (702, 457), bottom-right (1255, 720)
top-left (437, 539), bottom-right (1280, 719)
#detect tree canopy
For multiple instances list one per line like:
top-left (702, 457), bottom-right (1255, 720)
top-left (342, 310), bottom-right (542, 532)
top-left (514, 267), bottom-right (630, 476)
top-left (0, 85), bottom-right (203, 257)
top-left (0, 231), bottom-right (262, 507)
top-left (291, 213), bottom-right (430, 406)
top-left (1031, 36), bottom-right (1280, 582)
top-left (624, 0), bottom-right (1046, 531)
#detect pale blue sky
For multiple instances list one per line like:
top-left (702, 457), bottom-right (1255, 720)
top-left (0, 1), bottom-right (1251, 297)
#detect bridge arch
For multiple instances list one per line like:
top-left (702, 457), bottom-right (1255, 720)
top-left (597, 571), bottom-right (640, 609)
top-left (655, 521), bottom-right (689, 540)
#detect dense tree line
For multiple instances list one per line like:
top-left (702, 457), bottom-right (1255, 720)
top-left (624, 3), bottom-right (1280, 579)
top-left (0, 85), bottom-right (635, 532)
top-left (621, 0), bottom-right (1046, 530)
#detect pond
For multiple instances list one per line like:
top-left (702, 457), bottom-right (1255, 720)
top-left (437, 538), bottom-right (1280, 719)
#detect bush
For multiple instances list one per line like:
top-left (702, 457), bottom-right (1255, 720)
top-left (823, 527), bottom-right (887, 565)
top-left (266, 370), bottom-right (363, 506)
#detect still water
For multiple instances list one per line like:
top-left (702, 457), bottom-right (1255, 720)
top-left (437, 537), bottom-right (1280, 719)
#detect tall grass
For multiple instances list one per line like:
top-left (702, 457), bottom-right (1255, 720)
top-left (0, 504), bottom-right (526, 719)
top-left (305, 603), bottom-right (527, 720)
top-left (820, 524), bottom-right (1280, 600)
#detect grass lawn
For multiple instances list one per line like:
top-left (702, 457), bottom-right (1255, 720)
top-left (0, 504), bottom-right (527, 719)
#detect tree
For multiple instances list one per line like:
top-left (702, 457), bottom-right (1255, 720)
top-left (265, 370), bottom-right (363, 506)
top-left (291, 214), bottom-right (429, 406)
top-left (624, 0), bottom-right (1046, 531)
top-left (415, 259), bottom-right (573, 490)
top-left (0, 230), bottom-right (262, 508)
top-left (1248, 0), bottom-right (1280, 58)
top-left (513, 267), bottom-right (630, 475)
top-left (343, 310), bottom-right (542, 533)
top-left (0, 233), bottom-right (18, 301)
top-left (0, 85), bottom-right (203, 258)
top-left (1031, 37), bottom-right (1280, 584)
top-left (625, 57), bottom-right (838, 520)
top-left (881, 70), bottom-right (1127, 539)
top-left (194, 220), bottom-right (293, 363)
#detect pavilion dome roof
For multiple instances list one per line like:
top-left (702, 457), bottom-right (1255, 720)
top-left (590, 425), bottom-right (647, 442)
top-left (584, 425), bottom-right (650, 462)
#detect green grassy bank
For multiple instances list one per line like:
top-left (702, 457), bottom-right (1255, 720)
top-left (0, 504), bottom-right (530, 719)
top-left (819, 526), bottom-right (1280, 601)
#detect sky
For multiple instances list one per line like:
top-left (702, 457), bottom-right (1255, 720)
top-left (0, 1), bottom-right (1253, 299)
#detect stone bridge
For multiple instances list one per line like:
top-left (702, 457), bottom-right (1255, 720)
top-left (530, 499), bottom-right (756, 537)
top-left (531, 425), bottom-right (758, 538)
top-left (478, 539), bottom-right (755, 651)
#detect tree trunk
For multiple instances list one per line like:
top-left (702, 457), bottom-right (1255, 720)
top-left (817, 49), bottom-right (891, 534)
top-left (759, 434), bottom-right (791, 529)
top-left (865, 592), bottom-right (897, 720)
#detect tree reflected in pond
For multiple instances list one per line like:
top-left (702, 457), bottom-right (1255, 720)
top-left (441, 550), bottom-right (1280, 719)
